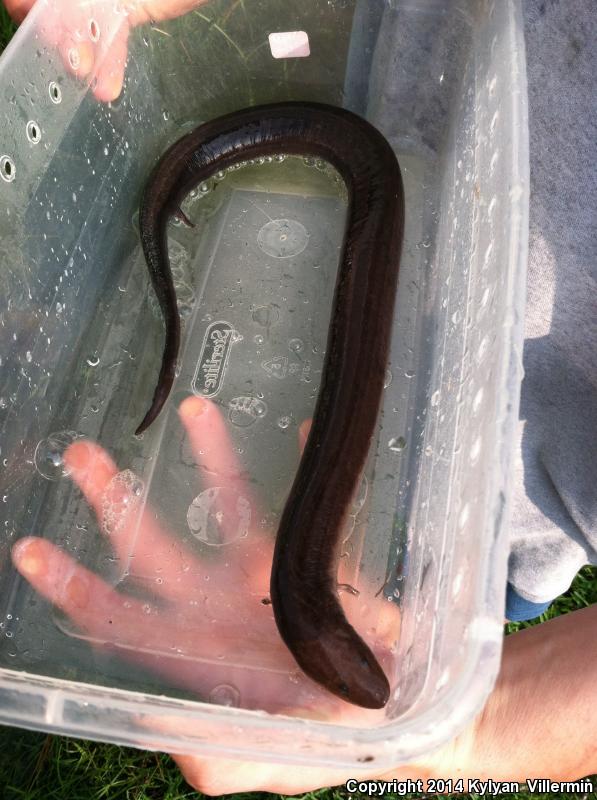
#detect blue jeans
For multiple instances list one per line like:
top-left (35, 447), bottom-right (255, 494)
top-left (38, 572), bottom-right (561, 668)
top-left (506, 583), bottom-right (552, 622)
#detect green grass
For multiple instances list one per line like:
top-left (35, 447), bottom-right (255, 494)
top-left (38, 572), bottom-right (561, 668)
top-left (0, 3), bottom-right (16, 51)
top-left (0, 10), bottom-right (595, 799)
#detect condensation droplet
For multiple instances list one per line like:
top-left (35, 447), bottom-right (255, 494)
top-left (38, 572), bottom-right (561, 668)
top-left (277, 415), bottom-right (292, 430)
top-left (470, 436), bottom-right (482, 464)
top-left (458, 503), bottom-right (470, 530)
top-left (452, 570), bottom-right (464, 598)
top-left (257, 219), bottom-right (309, 258)
top-left (34, 431), bottom-right (80, 480)
top-left (384, 369), bottom-right (393, 389)
top-left (430, 390), bottom-right (440, 407)
top-left (473, 387), bottom-right (484, 413)
top-left (228, 396), bottom-right (268, 427)
top-left (68, 47), bottom-right (80, 70)
top-left (252, 305), bottom-right (280, 327)
top-left (350, 475), bottom-right (368, 514)
top-left (86, 354), bottom-right (100, 367)
top-left (477, 336), bottom-right (489, 363)
top-left (187, 487), bottom-right (250, 546)
top-left (388, 436), bottom-right (407, 453)
top-left (209, 683), bottom-right (240, 707)
top-left (288, 338), bottom-right (304, 353)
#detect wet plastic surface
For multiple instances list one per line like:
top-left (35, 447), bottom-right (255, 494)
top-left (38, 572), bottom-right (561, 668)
top-left (0, 0), bottom-right (528, 768)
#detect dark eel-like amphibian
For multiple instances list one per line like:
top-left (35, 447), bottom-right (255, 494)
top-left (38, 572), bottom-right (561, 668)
top-left (137, 102), bottom-right (404, 709)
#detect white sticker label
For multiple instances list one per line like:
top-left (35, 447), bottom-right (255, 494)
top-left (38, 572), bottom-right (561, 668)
top-left (268, 31), bottom-right (310, 59)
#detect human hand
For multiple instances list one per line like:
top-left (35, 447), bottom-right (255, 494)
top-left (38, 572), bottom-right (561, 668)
top-left (15, 394), bottom-right (593, 792)
top-left (4, 0), bottom-right (210, 101)
top-left (11, 394), bottom-right (406, 790)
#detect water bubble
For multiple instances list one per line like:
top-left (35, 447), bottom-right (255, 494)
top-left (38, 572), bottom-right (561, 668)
top-left (404, 369), bottom-right (415, 379)
top-left (388, 436), bottom-right (407, 453)
top-left (458, 503), bottom-right (470, 530)
top-left (384, 369), bottom-right (393, 389)
top-left (68, 48), bottom-right (80, 70)
top-left (337, 583), bottom-right (360, 596)
top-left (228, 396), bottom-right (268, 427)
top-left (86, 353), bottom-right (100, 367)
top-left (470, 436), bottom-right (482, 464)
top-left (187, 487), bottom-right (250, 546)
top-left (277, 415), bottom-right (292, 430)
top-left (101, 469), bottom-right (144, 536)
top-left (209, 683), bottom-right (240, 707)
top-left (288, 338), bottom-right (304, 353)
top-left (34, 431), bottom-right (80, 480)
top-left (351, 475), bottom-right (368, 514)
top-left (257, 219), bottom-right (309, 258)
top-left (177, 288), bottom-right (196, 318)
top-left (476, 336), bottom-right (489, 362)
top-left (252, 305), bottom-right (280, 328)
top-left (253, 334), bottom-right (265, 346)
top-left (473, 387), bottom-right (484, 413)
top-left (452, 570), bottom-right (464, 598)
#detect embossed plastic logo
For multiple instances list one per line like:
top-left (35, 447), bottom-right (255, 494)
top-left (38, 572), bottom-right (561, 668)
top-left (192, 321), bottom-right (237, 398)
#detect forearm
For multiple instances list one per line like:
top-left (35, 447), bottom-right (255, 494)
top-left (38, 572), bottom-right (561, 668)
top-left (419, 605), bottom-right (597, 782)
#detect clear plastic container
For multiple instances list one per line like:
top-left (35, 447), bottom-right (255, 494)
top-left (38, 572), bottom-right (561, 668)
top-left (0, 0), bottom-right (528, 768)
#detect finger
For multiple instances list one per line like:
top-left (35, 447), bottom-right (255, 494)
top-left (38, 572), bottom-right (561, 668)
top-left (33, 0), bottom-right (129, 103)
top-left (179, 396), bottom-right (251, 486)
top-left (4, 0), bottom-right (34, 23)
top-left (179, 396), bottom-right (264, 538)
top-left (12, 537), bottom-right (153, 641)
top-left (91, 20), bottom-right (129, 102)
top-left (11, 537), bottom-right (224, 660)
top-left (171, 753), bottom-right (353, 796)
top-left (64, 440), bottom-right (206, 602)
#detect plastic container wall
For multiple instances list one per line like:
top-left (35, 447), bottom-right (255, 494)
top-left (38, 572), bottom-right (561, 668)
top-left (0, 0), bottom-right (528, 768)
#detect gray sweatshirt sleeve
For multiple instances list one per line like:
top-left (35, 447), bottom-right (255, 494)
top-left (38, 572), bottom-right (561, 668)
top-left (508, 0), bottom-right (597, 604)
